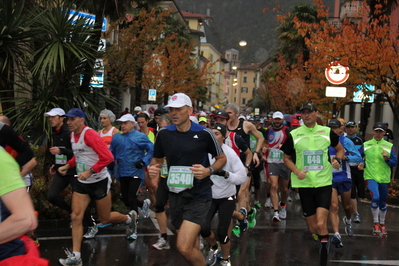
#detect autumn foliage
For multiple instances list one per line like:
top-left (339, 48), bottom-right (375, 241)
top-left (263, 0), bottom-right (399, 123)
top-left (105, 8), bottom-right (216, 104)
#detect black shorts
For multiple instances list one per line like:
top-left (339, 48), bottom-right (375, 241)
top-left (74, 178), bottom-right (111, 200)
top-left (298, 185), bottom-right (332, 217)
top-left (168, 192), bottom-right (211, 230)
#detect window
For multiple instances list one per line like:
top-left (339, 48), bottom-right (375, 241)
top-left (243, 77), bottom-right (247, 83)
top-left (210, 54), bottom-right (214, 62)
top-left (242, 98), bottom-right (246, 105)
top-left (241, 87), bottom-right (248, 93)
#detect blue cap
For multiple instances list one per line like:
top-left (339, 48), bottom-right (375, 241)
top-left (64, 108), bottom-right (85, 118)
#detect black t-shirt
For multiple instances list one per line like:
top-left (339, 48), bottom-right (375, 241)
top-left (154, 122), bottom-right (223, 200)
top-left (281, 128), bottom-right (340, 164)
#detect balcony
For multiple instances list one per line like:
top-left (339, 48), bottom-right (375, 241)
top-left (340, 1), bottom-right (363, 19)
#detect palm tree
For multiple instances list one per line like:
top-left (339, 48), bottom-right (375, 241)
top-left (276, 3), bottom-right (319, 65)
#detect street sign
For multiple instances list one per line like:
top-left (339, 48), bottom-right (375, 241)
top-left (353, 84), bottom-right (375, 103)
top-left (325, 86), bottom-right (347, 97)
top-left (325, 62), bottom-right (349, 85)
top-left (69, 10), bottom-right (107, 32)
top-left (148, 89), bottom-right (156, 101)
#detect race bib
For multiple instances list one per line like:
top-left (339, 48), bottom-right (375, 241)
top-left (76, 158), bottom-right (87, 174)
top-left (167, 166), bottom-right (194, 193)
top-left (55, 154), bottom-right (67, 165)
top-left (267, 148), bottom-right (284, 163)
top-left (303, 150), bottom-right (324, 171)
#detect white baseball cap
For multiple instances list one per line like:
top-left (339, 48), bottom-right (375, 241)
top-left (134, 106), bottom-right (142, 112)
top-left (165, 93), bottom-right (192, 108)
top-left (44, 108), bottom-right (65, 117)
top-left (116, 114), bottom-right (136, 122)
top-left (272, 111), bottom-right (284, 119)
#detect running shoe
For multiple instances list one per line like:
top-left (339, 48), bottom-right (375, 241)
top-left (127, 232), bottom-right (137, 240)
top-left (238, 207), bottom-right (248, 232)
top-left (372, 223), bottom-right (381, 236)
top-left (331, 234), bottom-right (343, 248)
top-left (353, 213), bottom-right (361, 223)
top-left (141, 199), bottom-right (151, 219)
top-left (232, 225), bottom-right (240, 237)
top-left (312, 233), bottom-right (319, 241)
top-left (380, 224), bottom-right (387, 236)
top-left (83, 225), bottom-right (98, 239)
top-left (152, 237), bottom-right (170, 250)
top-left (219, 258), bottom-right (232, 266)
top-left (272, 212), bottom-right (280, 222)
top-left (126, 210), bottom-right (138, 236)
top-left (264, 197), bottom-right (273, 208)
top-left (343, 217), bottom-right (354, 237)
top-left (279, 203), bottom-right (287, 219)
top-left (247, 207), bottom-right (257, 228)
top-left (254, 202), bottom-right (262, 210)
top-left (205, 244), bottom-right (220, 266)
top-left (59, 248), bottom-right (83, 266)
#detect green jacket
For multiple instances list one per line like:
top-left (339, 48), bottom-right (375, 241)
top-left (363, 138), bottom-right (393, 183)
top-left (291, 124), bottom-right (333, 188)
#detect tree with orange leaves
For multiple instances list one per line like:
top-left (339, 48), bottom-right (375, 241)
top-left (105, 8), bottom-right (216, 107)
top-left (264, 0), bottom-right (399, 126)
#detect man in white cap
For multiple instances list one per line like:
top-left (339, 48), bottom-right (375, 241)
top-left (148, 93), bottom-right (226, 266)
top-left (58, 108), bottom-right (136, 266)
top-left (110, 114), bottom-right (154, 240)
top-left (265, 111), bottom-right (292, 222)
top-left (44, 108), bottom-right (78, 217)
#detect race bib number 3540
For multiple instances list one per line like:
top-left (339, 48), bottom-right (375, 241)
top-left (167, 166), bottom-right (194, 193)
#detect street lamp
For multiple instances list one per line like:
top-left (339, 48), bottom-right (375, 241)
top-left (239, 40), bottom-right (247, 47)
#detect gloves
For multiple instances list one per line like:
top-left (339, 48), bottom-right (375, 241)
top-left (134, 160), bottom-right (145, 169)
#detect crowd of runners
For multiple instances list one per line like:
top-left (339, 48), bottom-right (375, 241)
top-left (0, 93), bottom-right (397, 266)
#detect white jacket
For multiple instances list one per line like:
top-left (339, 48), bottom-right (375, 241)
top-left (208, 144), bottom-right (247, 199)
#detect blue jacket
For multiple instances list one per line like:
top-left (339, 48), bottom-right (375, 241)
top-left (110, 130), bottom-right (154, 180)
top-left (329, 135), bottom-right (362, 180)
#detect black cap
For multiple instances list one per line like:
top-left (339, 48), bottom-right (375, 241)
top-left (299, 102), bottom-right (317, 112)
top-left (345, 121), bottom-right (357, 127)
top-left (254, 115), bottom-right (261, 121)
top-left (328, 119), bottom-right (341, 128)
top-left (373, 122), bottom-right (385, 131)
top-left (212, 123), bottom-right (227, 137)
top-left (154, 107), bottom-right (166, 117)
top-left (248, 118), bottom-right (256, 124)
top-left (213, 110), bottom-right (229, 120)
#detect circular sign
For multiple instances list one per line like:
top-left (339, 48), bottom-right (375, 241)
top-left (148, 106), bottom-right (156, 115)
top-left (325, 62), bottom-right (349, 85)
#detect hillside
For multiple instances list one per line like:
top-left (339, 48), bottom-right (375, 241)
top-left (174, 0), bottom-right (334, 65)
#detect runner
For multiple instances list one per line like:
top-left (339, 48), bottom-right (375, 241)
top-left (148, 93), bottom-right (226, 266)
top-left (358, 122), bottom-right (397, 236)
top-left (281, 102), bottom-right (344, 266)
top-left (58, 108), bottom-right (135, 266)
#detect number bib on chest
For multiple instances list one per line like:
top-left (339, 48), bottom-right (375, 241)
top-left (267, 148), bottom-right (284, 163)
top-left (303, 150), bottom-right (324, 171)
top-left (76, 158), bottom-right (87, 174)
top-left (167, 166), bottom-right (194, 193)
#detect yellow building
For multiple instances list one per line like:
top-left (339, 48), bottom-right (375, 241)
top-left (181, 11), bottom-right (227, 110)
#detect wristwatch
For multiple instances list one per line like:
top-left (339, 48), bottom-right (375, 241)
top-left (245, 164), bottom-right (251, 169)
top-left (334, 158), bottom-right (342, 165)
top-left (208, 166), bottom-right (215, 175)
top-left (90, 168), bottom-right (95, 174)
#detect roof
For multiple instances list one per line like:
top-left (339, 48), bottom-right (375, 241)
top-left (238, 62), bottom-right (262, 70)
top-left (181, 10), bottom-right (211, 19)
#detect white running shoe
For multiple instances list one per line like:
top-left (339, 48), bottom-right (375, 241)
top-left (264, 197), bottom-right (273, 208)
top-left (83, 225), bottom-right (98, 239)
top-left (152, 237), bottom-right (170, 250)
